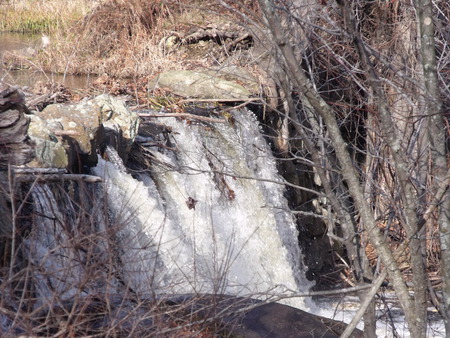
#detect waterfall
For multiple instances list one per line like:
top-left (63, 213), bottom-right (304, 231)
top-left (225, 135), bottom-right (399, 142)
top-left (92, 108), bottom-right (312, 309)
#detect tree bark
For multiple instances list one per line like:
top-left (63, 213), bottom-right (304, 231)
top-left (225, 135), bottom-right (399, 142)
top-left (414, 0), bottom-right (450, 333)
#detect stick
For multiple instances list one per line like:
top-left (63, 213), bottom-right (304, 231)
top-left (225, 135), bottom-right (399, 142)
top-left (14, 174), bottom-right (102, 183)
top-left (340, 270), bottom-right (388, 338)
top-left (138, 112), bottom-right (227, 124)
top-left (175, 97), bottom-right (261, 104)
top-left (11, 167), bottom-right (67, 174)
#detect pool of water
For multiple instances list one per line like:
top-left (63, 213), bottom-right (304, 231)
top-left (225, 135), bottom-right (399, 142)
top-left (0, 32), bottom-right (94, 89)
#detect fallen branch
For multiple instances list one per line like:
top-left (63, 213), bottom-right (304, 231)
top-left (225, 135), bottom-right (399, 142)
top-left (11, 167), bottom-right (66, 174)
top-left (181, 27), bottom-right (250, 46)
top-left (175, 97), bottom-right (262, 104)
top-left (14, 173), bottom-right (102, 183)
top-left (138, 112), bottom-right (227, 124)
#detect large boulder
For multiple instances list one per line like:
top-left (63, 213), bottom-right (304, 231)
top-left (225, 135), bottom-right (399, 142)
top-left (167, 294), bottom-right (363, 338)
top-left (28, 94), bottom-right (139, 169)
top-left (150, 70), bottom-right (252, 100)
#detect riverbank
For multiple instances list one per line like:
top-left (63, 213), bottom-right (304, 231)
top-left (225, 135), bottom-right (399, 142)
top-left (1, 0), bottom-right (262, 112)
top-left (1, 0), bottom-right (238, 79)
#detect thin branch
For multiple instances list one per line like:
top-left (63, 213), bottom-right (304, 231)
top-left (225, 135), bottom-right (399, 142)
top-left (138, 113), bottom-right (227, 124)
top-left (14, 174), bottom-right (103, 183)
top-left (340, 269), bottom-right (388, 338)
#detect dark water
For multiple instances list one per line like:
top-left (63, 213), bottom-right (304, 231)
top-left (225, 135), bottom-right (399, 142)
top-left (0, 33), bottom-right (94, 89)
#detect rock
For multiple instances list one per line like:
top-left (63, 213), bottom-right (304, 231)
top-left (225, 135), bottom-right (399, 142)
top-left (208, 64), bottom-right (260, 95)
top-left (28, 94), bottom-right (139, 170)
top-left (150, 70), bottom-right (252, 100)
top-left (234, 301), bottom-right (361, 337)
top-left (166, 294), bottom-right (363, 338)
top-left (0, 83), bottom-right (35, 168)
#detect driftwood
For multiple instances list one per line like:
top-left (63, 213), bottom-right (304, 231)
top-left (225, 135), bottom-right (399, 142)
top-left (25, 81), bottom-right (72, 111)
top-left (180, 26), bottom-right (253, 52)
top-left (0, 82), bottom-right (35, 168)
top-left (14, 173), bottom-right (103, 183)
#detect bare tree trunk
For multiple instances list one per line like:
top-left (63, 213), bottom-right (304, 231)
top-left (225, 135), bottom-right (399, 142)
top-left (414, 0), bottom-right (450, 334)
top-left (339, 3), bottom-right (428, 335)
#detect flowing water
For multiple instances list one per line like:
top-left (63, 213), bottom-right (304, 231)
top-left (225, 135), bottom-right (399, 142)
top-left (0, 32), bottom-right (314, 319)
top-left (22, 107), bottom-right (312, 314)
top-left (92, 109), bottom-right (312, 309)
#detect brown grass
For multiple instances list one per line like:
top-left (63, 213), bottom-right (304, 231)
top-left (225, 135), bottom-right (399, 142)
top-left (0, 0), bottom-right (95, 33)
top-left (27, 0), bottom-right (226, 78)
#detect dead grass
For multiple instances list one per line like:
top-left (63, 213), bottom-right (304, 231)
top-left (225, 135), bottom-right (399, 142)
top-left (1, 0), bottom-right (260, 86)
top-left (25, 0), bottom-right (227, 78)
top-left (0, 0), bottom-right (96, 33)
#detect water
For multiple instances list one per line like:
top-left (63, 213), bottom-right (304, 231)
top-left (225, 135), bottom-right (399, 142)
top-left (0, 32), bottom-right (93, 89)
top-left (92, 108), bottom-right (312, 309)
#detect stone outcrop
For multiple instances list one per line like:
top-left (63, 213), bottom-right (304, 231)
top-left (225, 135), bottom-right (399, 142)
top-left (234, 300), bottom-right (363, 337)
top-left (27, 94), bottom-right (139, 170)
top-left (150, 70), bottom-right (253, 100)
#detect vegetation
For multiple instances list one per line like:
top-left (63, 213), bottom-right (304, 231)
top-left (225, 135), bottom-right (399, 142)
top-left (1, 0), bottom-right (227, 78)
top-left (0, 0), bottom-right (95, 33)
top-left (248, 0), bottom-right (449, 336)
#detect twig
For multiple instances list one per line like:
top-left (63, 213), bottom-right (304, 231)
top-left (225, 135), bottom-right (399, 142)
top-left (340, 270), bottom-right (388, 338)
top-left (220, 99), bottom-right (261, 112)
top-left (175, 97), bottom-right (261, 104)
top-left (423, 167), bottom-right (450, 220)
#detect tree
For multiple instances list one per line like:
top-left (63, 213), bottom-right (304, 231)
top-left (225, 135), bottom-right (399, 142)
top-left (219, 0), bottom-right (449, 336)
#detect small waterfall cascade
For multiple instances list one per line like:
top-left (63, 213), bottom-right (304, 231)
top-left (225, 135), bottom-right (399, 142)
top-left (12, 107), bottom-right (312, 317)
top-left (92, 108), bottom-right (312, 309)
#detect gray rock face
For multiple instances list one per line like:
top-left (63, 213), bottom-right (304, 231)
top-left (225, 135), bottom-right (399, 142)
top-left (151, 70), bottom-right (252, 99)
top-left (28, 94), bottom-right (139, 169)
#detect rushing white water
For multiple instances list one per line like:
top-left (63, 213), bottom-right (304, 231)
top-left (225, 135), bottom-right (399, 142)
top-left (93, 108), bottom-right (312, 309)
